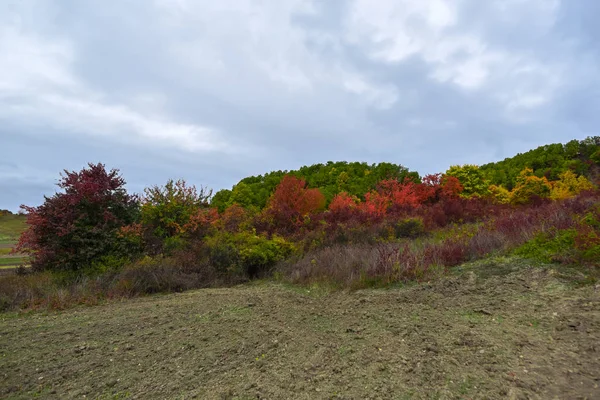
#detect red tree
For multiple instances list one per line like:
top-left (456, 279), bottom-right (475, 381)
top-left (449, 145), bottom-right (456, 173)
top-left (440, 175), bottom-right (464, 198)
top-left (16, 163), bottom-right (140, 272)
top-left (263, 175), bottom-right (326, 234)
top-left (327, 192), bottom-right (361, 224)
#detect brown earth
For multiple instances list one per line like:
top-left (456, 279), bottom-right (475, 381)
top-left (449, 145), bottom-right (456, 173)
top-left (1, 257), bottom-right (599, 399)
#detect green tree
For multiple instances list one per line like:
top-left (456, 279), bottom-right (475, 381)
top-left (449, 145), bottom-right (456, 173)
top-left (480, 137), bottom-right (600, 189)
top-left (211, 189), bottom-right (232, 213)
top-left (228, 182), bottom-right (256, 209)
top-left (445, 165), bottom-right (490, 197)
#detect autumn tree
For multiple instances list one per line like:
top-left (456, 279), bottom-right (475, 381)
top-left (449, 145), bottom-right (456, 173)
top-left (141, 179), bottom-right (212, 253)
top-left (218, 204), bottom-right (252, 232)
top-left (488, 185), bottom-right (511, 204)
top-left (360, 191), bottom-right (390, 219)
top-left (549, 170), bottom-right (594, 200)
top-left (510, 168), bottom-right (551, 205)
top-left (440, 175), bottom-right (464, 198)
top-left (262, 175), bottom-right (326, 234)
top-left (327, 192), bottom-right (360, 223)
top-left (16, 163), bottom-right (140, 272)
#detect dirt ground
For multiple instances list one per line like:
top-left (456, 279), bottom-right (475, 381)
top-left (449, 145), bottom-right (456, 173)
top-left (1, 257), bottom-right (599, 399)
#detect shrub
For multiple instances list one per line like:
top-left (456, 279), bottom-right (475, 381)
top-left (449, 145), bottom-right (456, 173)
top-left (89, 254), bottom-right (131, 275)
top-left (488, 185), bottom-right (511, 204)
top-left (205, 232), bottom-right (295, 280)
top-left (514, 230), bottom-right (577, 263)
top-left (112, 256), bottom-right (211, 295)
top-left (393, 218), bottom-right (425, 238)
top-left (512, 204), bottom-right (600, 266)
top-left (327, 192), bottom-right (361, 224)
top-left (16, 163), bottom-right (140, 273)
top-left (218, 204), bottom-right (253, 232)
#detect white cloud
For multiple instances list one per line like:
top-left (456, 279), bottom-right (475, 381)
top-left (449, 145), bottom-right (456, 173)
top-left (157, 0), bottom-right (399, 108)
top-left (0, 19), bottom-right (224, 154)
top-left (4, 94), bottom-right (225, 152)
top-left (342, 73), bottom-right (398, 109)
top-left (345, 0), bottom-right (458, 64)
top-left (344, 0), bottom-right (563, 113)
top-left (0, 26), bottom-right (77, 94)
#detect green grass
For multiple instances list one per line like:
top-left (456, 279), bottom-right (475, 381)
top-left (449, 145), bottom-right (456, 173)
top-left (0, 213), bottom-right (27, 244)
top-left (0, 257), bottom-right (28, 267)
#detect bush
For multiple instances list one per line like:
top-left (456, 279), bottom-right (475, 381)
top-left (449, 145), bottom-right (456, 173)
top-left (393, 218), bottom-right (425, 239)
top-left (514, 230), bottom-right (577, 263)
top-left (113, 256), bottom-right (209, 295)
top-left (89, 255), bottom-right (131, 275)
top-left (16, 163), bottom-right (140, 273)
top-left (513, 202), bottom-right (600, 265)
top-left (205, 232), bottom-right (295, 279)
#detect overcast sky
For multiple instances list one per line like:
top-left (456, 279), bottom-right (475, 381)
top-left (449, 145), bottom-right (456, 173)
top-left (1, 0), bottom-right (599, 211)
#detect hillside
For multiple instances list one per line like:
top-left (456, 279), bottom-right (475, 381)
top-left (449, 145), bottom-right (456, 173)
top-left (211, 137), bottom-right (600, 211)
top-left (0, 212), bottom-right (27, 243)
top-left (480, 137), bottom-right (600, 190)
top-left (211, 162), bottom-right (419, 211)
top-left (2, 257), bottom-right (598, 399)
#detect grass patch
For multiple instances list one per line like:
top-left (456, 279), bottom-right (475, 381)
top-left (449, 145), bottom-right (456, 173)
top-left (0, 247), bottom-right (15, 256)
top-left (0, 214), bottom-right (27, 244)
top-left (0, 257), bottom-right (28, 266)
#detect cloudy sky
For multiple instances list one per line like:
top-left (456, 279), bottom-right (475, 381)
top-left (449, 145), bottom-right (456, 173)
top-left (1, 0), bottom-right (599, 211)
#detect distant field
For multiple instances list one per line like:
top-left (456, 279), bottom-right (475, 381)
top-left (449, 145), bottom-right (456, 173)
top-left (0, 213), bottom-right (27, 244)
top-left (0, 214), bottom-right (28, 267)
top-left (0, 257), bottom-right (28, 267)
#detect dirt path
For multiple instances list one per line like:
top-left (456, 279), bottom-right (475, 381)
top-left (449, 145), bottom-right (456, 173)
top-left (1, 258), bottom-right (599, 399)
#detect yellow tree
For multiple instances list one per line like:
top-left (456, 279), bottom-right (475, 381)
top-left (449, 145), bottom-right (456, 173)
top-left (550, 170), bottom-right (594, 200)
top-left (510, 168), bottom-right (551, 205)
top-left (488, 184), bottom-right (511, 204)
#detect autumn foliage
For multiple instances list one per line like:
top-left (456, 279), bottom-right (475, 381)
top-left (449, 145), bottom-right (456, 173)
top-left (16, 163), bottom-right (139, 272)
top-left (6, 137), bottom-right (599, 311)
top-left (262, 175), bottom-right (326, 234)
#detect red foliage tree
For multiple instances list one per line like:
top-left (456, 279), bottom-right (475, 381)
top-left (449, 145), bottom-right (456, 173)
top-left (183, 208), bottom-right (219, 239)
top-left (440, 175), bottom-right (464, 198)
top-left (360, 191), bottom-right (390, 219)
top-left (327, 192), bottom-right (361, 224)
top-left (380, 179), bottom-right (421, 209)
top-left (16, 163), bottom-right (140, 272)
top-left (219, 204), bottom-right (251, 232)
top-left (415, 174), bottom-right (441, 203)
top-left (263, 175), bottom-right (326, 234)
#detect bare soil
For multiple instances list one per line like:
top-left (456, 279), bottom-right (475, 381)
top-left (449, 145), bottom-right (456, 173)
top-left (1, 257), bottom-right (599, 399)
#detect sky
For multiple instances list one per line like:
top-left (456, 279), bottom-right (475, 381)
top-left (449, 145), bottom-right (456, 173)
top-left (1, 0), bottom-right (599, 211)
